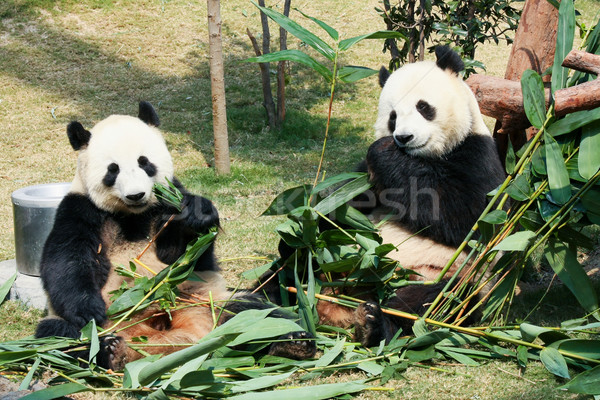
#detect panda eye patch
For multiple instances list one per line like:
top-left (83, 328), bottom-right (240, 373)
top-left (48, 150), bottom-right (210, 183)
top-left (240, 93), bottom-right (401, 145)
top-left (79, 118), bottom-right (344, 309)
top-left (388, 110), bottom-right (397, 133)
top-left (416, 100), bottom-right (436, 121)
top-left (103, 163), bottom-right (120, 187)
top-left (138, 156), bottom-right (157, 177)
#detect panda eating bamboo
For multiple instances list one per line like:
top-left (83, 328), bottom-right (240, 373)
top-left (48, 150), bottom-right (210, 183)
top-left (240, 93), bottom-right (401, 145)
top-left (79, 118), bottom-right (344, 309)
top-left (35, 102), bottom-right (316, 370)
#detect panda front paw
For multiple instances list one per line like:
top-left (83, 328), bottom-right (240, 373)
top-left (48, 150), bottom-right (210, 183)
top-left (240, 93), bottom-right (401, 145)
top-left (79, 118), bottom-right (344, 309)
top-left (268, 331), bottom-right (316, 360)
top-left (63, 293), bottom-right (107, 328)
top-left (180, 195), bottom-right (219, 233)
top-left (97, 336), bottom-right (128, 371)
top-left (354, 302), bottom-right (388, 347)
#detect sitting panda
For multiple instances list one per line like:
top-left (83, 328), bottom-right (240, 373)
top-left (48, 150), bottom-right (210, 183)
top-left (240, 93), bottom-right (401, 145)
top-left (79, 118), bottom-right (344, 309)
top-left (274, 47), bottom-right (505, 346)
top-left (35, 102), bottom-right (315, 370)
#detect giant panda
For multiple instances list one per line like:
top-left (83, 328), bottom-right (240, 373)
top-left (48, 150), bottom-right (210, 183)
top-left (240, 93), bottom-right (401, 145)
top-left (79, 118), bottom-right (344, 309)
top-left (272, 47), bottom-right (506, 347)
top-left (35, 102), bottom-right (315, 370)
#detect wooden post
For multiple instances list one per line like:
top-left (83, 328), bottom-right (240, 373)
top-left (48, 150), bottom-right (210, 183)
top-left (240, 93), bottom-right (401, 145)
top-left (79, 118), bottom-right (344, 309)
top-left (207, 0), bottom-right (230, 175)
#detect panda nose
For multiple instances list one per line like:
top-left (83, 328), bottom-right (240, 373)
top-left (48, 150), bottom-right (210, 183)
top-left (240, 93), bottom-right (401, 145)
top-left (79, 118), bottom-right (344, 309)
top-left (126, 192), bottom-right (146, 202)
top-left (394, 134), bottom-right (414, 146)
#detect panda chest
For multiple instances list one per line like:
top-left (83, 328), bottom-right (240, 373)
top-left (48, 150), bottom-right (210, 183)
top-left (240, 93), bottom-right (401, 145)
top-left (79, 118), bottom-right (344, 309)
top-left (101, 215), bottom-right (167, 276)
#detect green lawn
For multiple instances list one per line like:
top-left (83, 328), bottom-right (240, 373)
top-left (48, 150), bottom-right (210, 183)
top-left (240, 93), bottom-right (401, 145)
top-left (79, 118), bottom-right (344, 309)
top-left (0, 0), bottom-right (598, 398)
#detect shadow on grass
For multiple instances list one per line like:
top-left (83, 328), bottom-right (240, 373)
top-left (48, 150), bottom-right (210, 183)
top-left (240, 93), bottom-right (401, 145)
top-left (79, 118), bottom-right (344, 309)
top-left (0, 0), bottom-right (372, 189)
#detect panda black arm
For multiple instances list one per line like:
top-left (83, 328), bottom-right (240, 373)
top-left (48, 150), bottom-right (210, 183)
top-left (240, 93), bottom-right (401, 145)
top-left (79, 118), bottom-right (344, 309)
top-left (366, 135), bottom-right (504, 246)
top-left (154, 178), bottom-right (220, 270)
top-left (39, 194), bottom-right (110, 335)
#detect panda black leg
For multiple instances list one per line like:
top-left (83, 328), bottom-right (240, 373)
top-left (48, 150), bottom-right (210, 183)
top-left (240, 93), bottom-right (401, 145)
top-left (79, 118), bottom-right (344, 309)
top-left (97, 336), bottom-right (128, 371)
top-left (353, 302), bottom-right (391, 347)
top-left (268, 331), bottom-right (317, 360)
top-left (35, 317), bottom-right (81, 339)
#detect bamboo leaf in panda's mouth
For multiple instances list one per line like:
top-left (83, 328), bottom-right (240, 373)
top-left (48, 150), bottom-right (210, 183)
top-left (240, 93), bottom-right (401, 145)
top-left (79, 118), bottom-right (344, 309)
top-left (153, 179), bottom-right (183, 212)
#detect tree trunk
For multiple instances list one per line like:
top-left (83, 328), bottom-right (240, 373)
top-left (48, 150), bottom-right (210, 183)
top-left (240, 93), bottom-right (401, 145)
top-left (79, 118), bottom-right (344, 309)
top-left (207, 0), bottom-right (230, 175)
top-left (276, 0), bottom-right (291, 127)
top-left (493, 0), bottom-right (558, 161)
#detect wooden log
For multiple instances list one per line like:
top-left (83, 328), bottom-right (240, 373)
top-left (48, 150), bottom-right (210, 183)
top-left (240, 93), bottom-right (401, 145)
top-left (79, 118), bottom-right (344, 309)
top-left (555, 79), bottom-right (600, 116)
top-left (468, 67), bottom-right (600, 123)
top-left (562, 49), bottom-right (600, 75)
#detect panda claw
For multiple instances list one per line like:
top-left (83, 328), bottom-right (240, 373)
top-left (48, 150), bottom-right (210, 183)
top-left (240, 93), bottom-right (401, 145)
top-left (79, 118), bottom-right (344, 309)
top-left (354, 302), bottom-right (388, 347)
top-left (268, 331), bottom-right (316, 360)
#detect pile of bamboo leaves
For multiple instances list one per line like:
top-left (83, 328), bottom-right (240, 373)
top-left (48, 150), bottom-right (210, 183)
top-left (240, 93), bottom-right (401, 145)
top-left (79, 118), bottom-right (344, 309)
top-left (1, 0), bottom-right (600, 398)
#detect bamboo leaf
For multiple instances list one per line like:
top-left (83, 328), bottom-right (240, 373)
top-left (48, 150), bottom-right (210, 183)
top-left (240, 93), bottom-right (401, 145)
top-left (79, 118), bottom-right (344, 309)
top-left (231, 371), bottom-right (295, 393)
top-left (517, 345), bottom-right (529, 368)
top-left (18, 357), bottom-right (40, 391)
top-left (551, 0), bottom-right (575, 94)
top-left (441, 349), bottom-right (479, 366)
top-left (481, 265), bottom-right (521, 321)
top-left (547, 108), bottom-right (600, 137)
top-left (556, 339), bottom-right (600, 359)
top-left (0, 272), bottom-right (16, 303)
top-left (337, 66), bottom-right (378, 83)
top-left (251, 2), bottom-right (335, 61)
top-left (315, 338), bottom-right (345, 367)
top-left (491, 231), bottom-right (536, 252)
top-left (263, 185), bottom-right (311, 216)
top-left (505, 139), bottom-right (516, 174)
top-left (505, 173), bottom-right (532, 201)
top-left (247, 50), bottom-right (333, 82)
top-left (559, 364), bottom-right (600, 394)
top-left (294, 9), bottom-right (338, 41)
top-left (229, 317), bottom-right (304, 346)
top-left (540, 347), bottom-right (570, 379)
top-left (312, 172), bottom-right (365, 194)
top-left (294, 265), bottom-right (317, 337)
top-left (0, 350), bottom-right (37, 365)
top-left (521, 69), bottom-right (547, 129)
top-left (228, 381), bottom-right (368, 400)
top-left (407, 330), bottom-right (452, 349)
top-left (79, 319), bottom-right (99, 364)
top-left (578, 120), bottom-right (600, 179)
top-left (520, 323), bottom-right (569, 344)
top-left (19, 382), bottom-right (90, 400)
top-left (544, 239), bottom-right (600, 320)
top-left (406, 345), bottom-right (437, 362)
top-left (544, 131), bottom-right (571, 205)
top-left (123, 355), bottom-right (162, 389)
top-left (138, 334), bottom-right (238, 386)
top-left (357, 360), bottom-right (386, 375)
top-left (314, 175), bottom-right (371, 216)
top-left (581, 188), bottom-right (600, 224)
top-left (339, 31), bottom-right (405, 51)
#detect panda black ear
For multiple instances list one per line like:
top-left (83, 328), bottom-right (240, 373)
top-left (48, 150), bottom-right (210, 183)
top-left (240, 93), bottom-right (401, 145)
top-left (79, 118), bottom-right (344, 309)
top-left (379, 66), bottom-right (390, 88)
top-left (435, 45), bottom-right (464, 75)
top-left (67, 121), bottom-right (91, 150)
top-left (138, 101), bottom-right (160, 127)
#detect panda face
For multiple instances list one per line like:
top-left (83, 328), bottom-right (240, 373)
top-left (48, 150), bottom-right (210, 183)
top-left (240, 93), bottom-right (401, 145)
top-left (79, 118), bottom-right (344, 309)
top-left (74, 115), bottom-right (174, 214)
top-left (374, 60), bottom-right (489, 158)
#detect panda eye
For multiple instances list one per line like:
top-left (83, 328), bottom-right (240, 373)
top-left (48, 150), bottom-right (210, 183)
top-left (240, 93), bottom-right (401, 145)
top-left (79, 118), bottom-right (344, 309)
top-left (103, 163), bottom-right (120, 187)
top-left (138, 156), bottom-right (157, 177)
top-left (388, 110), bottom-right (397, 133)
top-left (416, 100), bottom-right (436, 121)
top-left (107, 163), bottom-right (119, 174)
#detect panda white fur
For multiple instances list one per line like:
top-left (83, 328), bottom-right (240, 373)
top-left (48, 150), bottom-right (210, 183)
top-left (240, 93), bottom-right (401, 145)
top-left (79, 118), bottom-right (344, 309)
top-left (35, 102), bottom-right (315, 370)
top-left (317, 47), bottom-right (506, 345)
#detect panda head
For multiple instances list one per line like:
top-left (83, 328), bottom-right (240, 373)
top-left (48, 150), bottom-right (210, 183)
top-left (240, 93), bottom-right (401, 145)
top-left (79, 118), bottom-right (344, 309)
top-left (374, 46), bottom-right (490, 157)
top-left (67, 102), bottom-right (174, 214)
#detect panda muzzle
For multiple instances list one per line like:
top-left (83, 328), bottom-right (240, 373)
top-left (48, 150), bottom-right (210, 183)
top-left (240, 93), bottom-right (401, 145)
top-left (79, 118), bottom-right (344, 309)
top-left (393, 133), bottom-right (414, 147)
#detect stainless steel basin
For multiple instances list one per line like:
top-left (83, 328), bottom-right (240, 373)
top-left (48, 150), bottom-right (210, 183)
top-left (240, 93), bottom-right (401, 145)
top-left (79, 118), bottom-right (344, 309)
top-left (12, 182), bottom-right (71, 276)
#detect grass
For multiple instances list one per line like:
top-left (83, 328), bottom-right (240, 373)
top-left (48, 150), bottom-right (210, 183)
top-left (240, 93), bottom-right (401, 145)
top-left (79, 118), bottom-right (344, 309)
top-left (0, 0), bottom-right (599, 398)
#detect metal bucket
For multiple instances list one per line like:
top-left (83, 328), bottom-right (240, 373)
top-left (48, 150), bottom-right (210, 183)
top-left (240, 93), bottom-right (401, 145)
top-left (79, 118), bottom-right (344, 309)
top-left (12, 182), bottom-right (71, 276)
